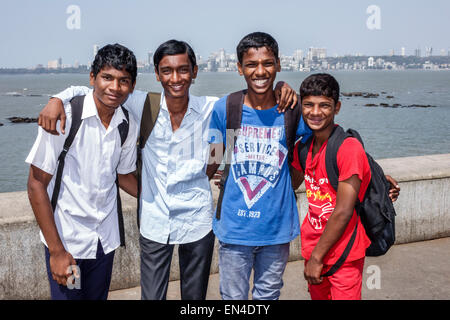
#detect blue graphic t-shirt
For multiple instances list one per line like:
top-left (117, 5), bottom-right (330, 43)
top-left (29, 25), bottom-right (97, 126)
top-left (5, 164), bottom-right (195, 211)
top-left (208, 95), bottom-right (312, 246)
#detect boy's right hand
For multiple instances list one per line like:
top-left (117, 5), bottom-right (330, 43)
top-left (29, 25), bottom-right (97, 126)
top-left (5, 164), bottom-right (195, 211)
top-left (49, 249), bottom-right (77, 286)
top-left (38, 98), bottom-right (66, 135)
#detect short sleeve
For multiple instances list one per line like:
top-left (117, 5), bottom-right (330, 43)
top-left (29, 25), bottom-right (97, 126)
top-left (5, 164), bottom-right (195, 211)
top-left (296, 116), bottom-right (312, 142)
top-left (122, 90), bottom-right (149, 123)
top-left (25, 104), bottom-right (72, 175)
top-left (208, 97), bottom-right (226, 145)
top-left (116, 112), bottom-right (139, 175)
top-left (336, 138), bottom-right (368, 182)
top-left (52, 86), bottom-right (91, 104)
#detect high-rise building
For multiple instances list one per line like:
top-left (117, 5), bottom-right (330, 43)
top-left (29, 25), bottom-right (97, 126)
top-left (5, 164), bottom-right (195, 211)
top-left (47, 60), bottom-right (60, 69)
top-left (425, 47), bottom-right (433, 57)
top-left (219, 48), bottom-right (226, 69)
top-left (148, 51), bottom-right (154, 67)
top-left (415, 47), bottom-right (421, 57)
top-left (293, 49), bottom-right (303, 62)
top-left (307, 47), bottom-right (326, 60)
top-left (93, 44), bottom-right (99, 58)
top-left (401, 47), bottom-right (406, 56)
top-left (368, 57), bottom-right (375, 67)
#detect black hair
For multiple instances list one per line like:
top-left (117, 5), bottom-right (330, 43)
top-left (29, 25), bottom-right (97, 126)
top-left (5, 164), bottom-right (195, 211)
top-left (91, 43), bottom-right (137, 83)
top-left (153, 40), bottom-right (197, 72)
top-left (236, 32), bottom-right (279, 64)
top-left (299, 73), bottom-right (340, 104)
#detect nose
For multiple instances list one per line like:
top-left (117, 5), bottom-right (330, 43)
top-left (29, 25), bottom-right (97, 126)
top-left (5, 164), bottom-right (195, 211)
top-left (310, 104), bottom-right (321, 116)
top-left (110, 79), bottom-right (120, 91)
top-left (170, 70), bottom-right (181, 83)
top-left (255, 62), bottom-right (265, 77)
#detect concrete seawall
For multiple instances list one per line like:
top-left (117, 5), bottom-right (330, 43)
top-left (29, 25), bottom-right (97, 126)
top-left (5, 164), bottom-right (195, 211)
top-left (1, 153), bottom-right (449, 299)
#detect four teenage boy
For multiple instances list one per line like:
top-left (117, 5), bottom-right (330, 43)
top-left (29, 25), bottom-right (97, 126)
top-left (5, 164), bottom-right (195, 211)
top-left (31, 33), bottom-right (400, 301)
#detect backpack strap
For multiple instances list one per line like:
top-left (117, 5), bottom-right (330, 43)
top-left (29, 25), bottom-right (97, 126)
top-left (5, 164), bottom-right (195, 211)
top-left (118, 106), bottom-right (129, 146)
top-left (284, 99), bottom-right (303, 196)
top-left (321, 125), bottom-right (362, 277)
top-left (136, 92), bottom-right (161, 228)
top-left (297, 136), bottom-right (313, 173)
top-left (284, 99), bottom-right (302, 167)
top-left (51, 95), bottom-right (85, 212)
top-left (115, 106), bottom-right (130, 247)
top-left (216, 90), bottom-right (245, 220)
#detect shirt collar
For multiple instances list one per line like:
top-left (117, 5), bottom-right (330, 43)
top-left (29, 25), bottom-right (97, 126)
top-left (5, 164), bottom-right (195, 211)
top-left (160, 90), bottom-right (201, 115)
top-left (81, 91), bottom-right (128, 129)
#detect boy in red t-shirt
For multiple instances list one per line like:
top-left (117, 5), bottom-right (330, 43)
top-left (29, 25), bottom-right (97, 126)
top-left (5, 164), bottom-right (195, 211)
top-left (291, 73), bottom-right (399, 300)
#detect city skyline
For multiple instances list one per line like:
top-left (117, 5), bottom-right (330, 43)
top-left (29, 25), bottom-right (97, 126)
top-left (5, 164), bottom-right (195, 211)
top-left (6, 44), bottom-right (450, 72)
top-left (1, 0), bottom-right (449, 68)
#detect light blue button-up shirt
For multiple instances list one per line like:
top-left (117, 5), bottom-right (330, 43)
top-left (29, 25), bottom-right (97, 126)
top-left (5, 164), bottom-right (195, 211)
top-left (55, 86), bottom-right (218, 244)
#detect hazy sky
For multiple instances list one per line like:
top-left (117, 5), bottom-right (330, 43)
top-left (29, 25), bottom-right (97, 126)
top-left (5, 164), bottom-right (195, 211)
top-left (0, 0), bottom-right (448, 68)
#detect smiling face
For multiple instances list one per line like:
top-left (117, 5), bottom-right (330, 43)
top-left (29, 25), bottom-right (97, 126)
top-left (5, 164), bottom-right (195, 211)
top-left (90, 65), bottom-right (135, 110)
top-left (237, 46), bottom-right (280, 96)
top-left (301, 95), bottom-right (341, 134)
top-left (155, 53), bottom-right (198, 100)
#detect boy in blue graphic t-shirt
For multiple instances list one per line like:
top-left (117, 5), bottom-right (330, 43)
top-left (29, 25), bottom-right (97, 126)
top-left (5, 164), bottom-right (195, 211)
top-left (207, 32), bottom-right (311, 300)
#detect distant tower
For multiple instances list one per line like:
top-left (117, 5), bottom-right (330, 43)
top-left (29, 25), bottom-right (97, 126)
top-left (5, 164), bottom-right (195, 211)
top-left (93, 44), bottom-right (100, 58)
top-left (294, 49), bottom-right (303, 62)
top-left (148, 51), bottom-right (154, 67)
top-left (415, 47), bottom-right (421, 57)
top-left (219, 48), bottom-right (226, 69)
top-left (401, 47), bottom-right (406, 57)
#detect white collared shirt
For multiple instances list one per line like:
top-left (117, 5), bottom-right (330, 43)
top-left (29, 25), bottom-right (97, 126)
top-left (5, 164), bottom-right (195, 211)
top-left (26, 91), bottom-right (138, 259)
top-left (53, 86), bottom-right (218, 244)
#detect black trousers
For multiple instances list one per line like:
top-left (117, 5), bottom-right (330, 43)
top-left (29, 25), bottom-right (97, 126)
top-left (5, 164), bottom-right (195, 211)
top-left (139, 230), bottom-right (215, 300)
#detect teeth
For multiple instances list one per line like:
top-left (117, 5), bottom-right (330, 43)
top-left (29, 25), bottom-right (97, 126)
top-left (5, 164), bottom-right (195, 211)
top-left (254, 79), bottom-right (268, 86)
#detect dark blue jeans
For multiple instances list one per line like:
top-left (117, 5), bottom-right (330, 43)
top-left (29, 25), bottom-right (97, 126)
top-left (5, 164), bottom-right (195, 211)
top-left (44, 240), bottom-right (115, 300)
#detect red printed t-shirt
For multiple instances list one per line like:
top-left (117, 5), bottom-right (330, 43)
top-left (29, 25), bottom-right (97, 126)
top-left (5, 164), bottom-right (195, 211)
top-left (292, 133), bottom-right (372, 265)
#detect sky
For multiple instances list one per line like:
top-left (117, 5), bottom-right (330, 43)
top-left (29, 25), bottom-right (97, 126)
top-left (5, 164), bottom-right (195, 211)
top-left (0, 0), bottom-right (449, 68)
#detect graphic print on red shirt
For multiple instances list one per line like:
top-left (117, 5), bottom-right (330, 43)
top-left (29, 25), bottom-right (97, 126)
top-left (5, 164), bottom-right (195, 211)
top-left (292, 134), bottom-right (372, 265)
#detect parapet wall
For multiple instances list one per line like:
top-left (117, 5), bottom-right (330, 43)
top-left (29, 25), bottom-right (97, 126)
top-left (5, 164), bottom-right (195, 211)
top-left (0, 154), bottom-right (449, 299)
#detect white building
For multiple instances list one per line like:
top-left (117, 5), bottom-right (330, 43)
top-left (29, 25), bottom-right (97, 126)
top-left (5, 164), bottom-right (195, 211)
top-left (93, 44), bottom-right (99, 58)
top-left (307, 47), bottom-right (327, 60)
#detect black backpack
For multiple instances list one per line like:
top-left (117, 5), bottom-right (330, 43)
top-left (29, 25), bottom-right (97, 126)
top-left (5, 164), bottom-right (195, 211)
top-left (50, 95), bottom-right (130, 247)
top-left (216, 89), bottom-right (302, 220)
top-left (136, 92), bottom-right (162, 228)
top-left (298, 125), bottom-right (396, 277)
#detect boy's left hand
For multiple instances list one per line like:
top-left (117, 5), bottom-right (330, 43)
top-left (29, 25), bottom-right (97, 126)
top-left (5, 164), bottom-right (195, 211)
top-left (385, 175), bottom-right (400, 202)
top-left (304, 256), bottom-right (324, 285)
top-left (274, 81), bottom-right (298, 112)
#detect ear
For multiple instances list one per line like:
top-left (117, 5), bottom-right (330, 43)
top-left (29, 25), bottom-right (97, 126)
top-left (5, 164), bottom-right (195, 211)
top-left (276, 59), bottom-right (281, 72)
top-left (154, 67), bottom-right (161, 82)
top-left (89, 72), bottom-right (95, 86)
top-left (192, 64), bottom-right (199, 79)
top-left (237, 62), bottom-right (243, 76)
top-left (334, 101), bottom-right (341, 115)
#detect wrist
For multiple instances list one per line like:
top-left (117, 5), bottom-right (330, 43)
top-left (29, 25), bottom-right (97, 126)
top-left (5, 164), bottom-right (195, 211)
top-left (48, 245), bottom-right (66, 256)
top-left (310, 252), bottom-right (324, 264)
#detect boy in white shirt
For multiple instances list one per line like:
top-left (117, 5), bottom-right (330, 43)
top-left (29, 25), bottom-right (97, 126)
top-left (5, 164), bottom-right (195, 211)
top-left (26, 44), bottom-right (139, 300)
